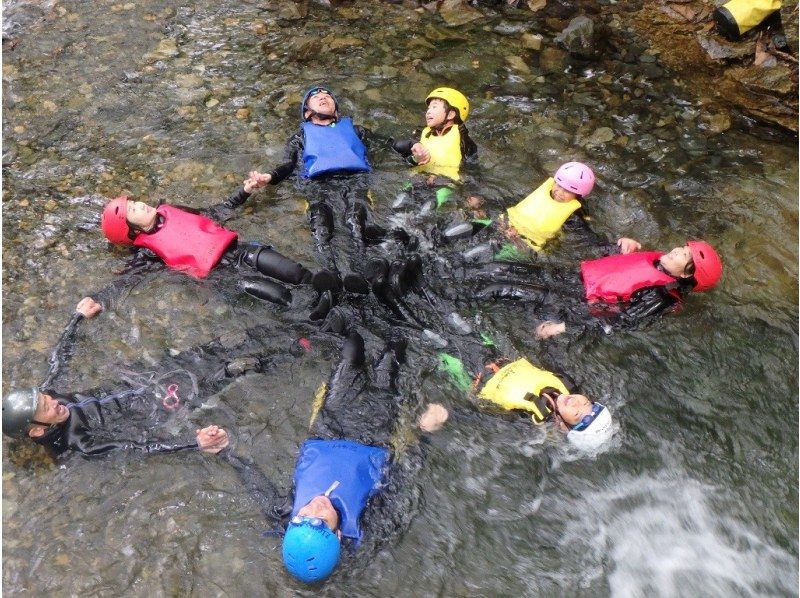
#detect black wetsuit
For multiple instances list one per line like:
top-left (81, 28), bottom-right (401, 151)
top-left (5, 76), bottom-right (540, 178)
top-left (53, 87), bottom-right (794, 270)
top-left (33, 310), bottom-right (307, 457)
top-left (389, 125), bottom-right (479, 224)
top-left (262, 122), bottom-right (396, 279)
top-left (222, 332), bottom-right (427, 553)
top-left (423, 241), bottom-right (693, 334)
top-left (118, 187), bottom-right (313, 307)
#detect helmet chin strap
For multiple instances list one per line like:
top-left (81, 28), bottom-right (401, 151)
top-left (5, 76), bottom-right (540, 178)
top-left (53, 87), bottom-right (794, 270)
top-left (304, 108), bottom-right (338, 123)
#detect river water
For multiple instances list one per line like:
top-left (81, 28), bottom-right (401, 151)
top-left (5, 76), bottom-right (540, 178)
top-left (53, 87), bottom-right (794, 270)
top-left (2, 0), bottom-right (797, 596)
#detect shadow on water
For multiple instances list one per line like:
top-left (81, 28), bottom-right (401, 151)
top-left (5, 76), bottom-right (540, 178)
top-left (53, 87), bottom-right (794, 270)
top-left (2, 0), bottom-right (797, 595)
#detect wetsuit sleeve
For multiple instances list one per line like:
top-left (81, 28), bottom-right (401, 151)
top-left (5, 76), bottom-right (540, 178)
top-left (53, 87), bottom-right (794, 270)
top-left (390, 129), bottom-right (423, 165)
top-left (201, 187), bottom-right (252, 222)
top-left (222, 450), bottom-right (291, 522)
top-left (266, 131), bottom-right (304, 185)
top-left (562, 208), bottom-right (613, 250)
top-left (459, 125), bottom-right (478, 160)
top-left (620, 287), bottom-right (681, 323)
top-left (39, 312), bottom-right (85, 391)
top-left (72, 434), bottom-right (200, 456)
top-left (575, 287), bottom-right (682, 335)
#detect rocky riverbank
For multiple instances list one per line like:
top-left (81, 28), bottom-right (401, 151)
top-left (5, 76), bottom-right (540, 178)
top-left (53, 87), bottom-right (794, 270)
top-left (401, 0), bottom-right (799, 133)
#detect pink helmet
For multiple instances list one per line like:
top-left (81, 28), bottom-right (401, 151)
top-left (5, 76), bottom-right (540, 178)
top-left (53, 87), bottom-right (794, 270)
top-left (101, 196), bottom-right (134, 244)
top-left (554, 162), bottom-right (595, 197)
top-left (687, 240), bottom-right (722, 292)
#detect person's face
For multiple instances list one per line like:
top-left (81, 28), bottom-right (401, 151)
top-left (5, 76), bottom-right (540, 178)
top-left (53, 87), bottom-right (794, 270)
top-left (297, 495), bottom-right (340, 534)
top-left (659, 245), bottom-right (693, 278)
top-left (425, 98), bottom-right (454, 128)
top-left (305, 90), bottom-right (336, 119)
top-left (126, 200), bottom-right (158, 231)
top-left (28, 393), bottom-right (69, 438)
top-left (555, 394), bottom-right (593, 427)
top-left (550, 182), bottom-right (579, 203)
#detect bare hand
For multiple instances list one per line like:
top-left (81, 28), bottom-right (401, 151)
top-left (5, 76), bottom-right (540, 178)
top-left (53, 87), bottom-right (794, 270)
top-left (196, 425), bottom-right (229, 453)
top-left (419, 403), bottom-right (449, 433)
top-left (535, 320), bottom-right (566, 339)
top-left (504, 225), bottom-right (521, 242)
top-left (75, 297), bottom-right (102, 318)
top-left (617, 237), bottom-right (642, 254)
top-left (411, 143), bottom-right (431, 166)
top-left (244, 171), bottom-right (272, 192)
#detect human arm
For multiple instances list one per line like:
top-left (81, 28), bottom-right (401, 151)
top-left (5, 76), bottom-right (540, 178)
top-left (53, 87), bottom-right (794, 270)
top-left (72, 424), bottom-right (228, 457)
top-left (536, 286), bottom-right (682, 339)
top-left (459, 124), bottom-right (477, 161)
top-left (40, 298), bottom-right (103, 391)
top-left (221, 450), bottom-right (291, 522)
top-left (390, 129), bottom-right (428, 166)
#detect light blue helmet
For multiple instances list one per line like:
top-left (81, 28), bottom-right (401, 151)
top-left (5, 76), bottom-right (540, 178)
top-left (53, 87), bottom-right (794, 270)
top-left (300, 86), bottom-right (338, 121)
top-left (282, 518), bottom-right (341, 583)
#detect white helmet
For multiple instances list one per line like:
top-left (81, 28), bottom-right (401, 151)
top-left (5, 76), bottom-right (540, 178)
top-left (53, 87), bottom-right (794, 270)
top-left (566, 404), bottom-right (613, 451)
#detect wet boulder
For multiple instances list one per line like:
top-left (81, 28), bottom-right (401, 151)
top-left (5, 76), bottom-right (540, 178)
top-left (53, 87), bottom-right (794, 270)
top-left (779, 0), bottom-right (798, 54)
top-left (729, 63), bottom-right (797, 97)
top-left (554, 15), bottom-right (597, 58)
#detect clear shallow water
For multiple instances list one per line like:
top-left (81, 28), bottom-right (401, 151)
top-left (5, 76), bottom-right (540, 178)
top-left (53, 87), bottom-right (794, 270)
top-left (3, 1), bottom-right (797, 595)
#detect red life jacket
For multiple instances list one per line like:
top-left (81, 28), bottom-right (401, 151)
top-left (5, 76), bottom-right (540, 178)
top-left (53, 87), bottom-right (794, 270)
top-left (581, 251), bottom-right (679, 303)
top-left (133, 205), bottom-right (238, 279)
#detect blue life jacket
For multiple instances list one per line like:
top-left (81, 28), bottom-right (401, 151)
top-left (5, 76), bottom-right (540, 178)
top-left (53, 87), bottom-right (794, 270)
top-left (301, 118), bottom-right (370, 179)
top-left (291, 439), bottom-right (389, 541)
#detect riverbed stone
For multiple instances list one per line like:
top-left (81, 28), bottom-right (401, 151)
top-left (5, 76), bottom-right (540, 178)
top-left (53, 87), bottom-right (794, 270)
top-left (780, 1), bottom-right (798, 54)
top-left (554, 15), bottom-right (595, 57)
top-left (505, 55), bottom-right (530, 73)
top-left (698, 111), bottom-right (731, 134)
top-left (696, 33), bottom-right (754, 61)
top-left (521, 32), bottom-right (543, 50)
top-left (438, 0), bottom-right (484, 26)
top-left (728, 64), bottom-right (796, 96)
top-left (538, 47), bottom-right (567, 72)
top-left (582, 126), bottom-right (615, 147)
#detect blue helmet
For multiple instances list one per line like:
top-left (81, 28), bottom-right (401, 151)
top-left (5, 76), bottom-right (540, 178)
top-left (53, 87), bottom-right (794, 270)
top-left (300, 86), bottom-right (338, 121)
top-left (282, 518), bottom-right (341, 583)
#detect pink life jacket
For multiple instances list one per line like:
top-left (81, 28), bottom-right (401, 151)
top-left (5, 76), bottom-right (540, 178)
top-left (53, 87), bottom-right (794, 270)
top-left (581, 251), bottom-right (679, 303)
top-left (133, 205), bottom-right (238, 278)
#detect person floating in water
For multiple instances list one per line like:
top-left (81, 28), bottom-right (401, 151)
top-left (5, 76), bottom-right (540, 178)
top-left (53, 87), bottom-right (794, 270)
top-left (436, 329), bottom-right (614, 451)
top-left (220, 331), bottom-right (449, 583)
top-left (437, 161), bottom-right (626, 264)
top-left (427, 238), bottom-right (723, 336)
top-left (100, 175), bottom-right (340, 316)
top-left (392, 86), bottom-right (477, 184)
top-left (248, 86), bottom-right (409, 295)
top-left (1, 297), bottom-right (315, 457)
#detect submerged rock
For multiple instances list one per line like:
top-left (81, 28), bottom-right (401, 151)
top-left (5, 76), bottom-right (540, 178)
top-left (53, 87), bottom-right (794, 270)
top-left (554, 15), bottom-right (596, 57)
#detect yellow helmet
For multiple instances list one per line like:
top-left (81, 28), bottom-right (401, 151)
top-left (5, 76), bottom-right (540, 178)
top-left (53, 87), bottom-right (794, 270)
top-left (426, 87), bottom-right (469, 122)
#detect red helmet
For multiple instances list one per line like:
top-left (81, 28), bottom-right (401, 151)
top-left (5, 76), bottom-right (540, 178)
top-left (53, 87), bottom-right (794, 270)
top-left (687, 240), bottom-right (722, 292)
top-left (101, 196), bottom-right (133, 244)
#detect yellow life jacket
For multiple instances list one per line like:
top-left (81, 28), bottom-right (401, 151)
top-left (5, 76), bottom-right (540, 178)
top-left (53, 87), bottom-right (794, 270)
top-left (414, 125), bottom-right (463, 182)
top-left (506, 178), bottom-right (582, 250)
top-left (478, 359), bottom-right (568, 423)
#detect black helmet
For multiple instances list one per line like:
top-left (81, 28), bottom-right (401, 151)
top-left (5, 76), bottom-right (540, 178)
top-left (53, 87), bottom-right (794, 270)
top-left (2, 387), bottom-right (39, 438)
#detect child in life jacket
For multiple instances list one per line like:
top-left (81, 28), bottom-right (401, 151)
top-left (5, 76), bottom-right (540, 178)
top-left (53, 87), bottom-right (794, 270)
top-left (247, 86), bottom-right (405, 295)
top-left (438, 162), bottom-right (614, 261)
top-left (100, 176), bottom-right (340, 314)
top-left (390, 87), bottom-right (478, 220)
top-left (459, 239), bottom-right (723, 336)
top-left (437, 341), bottom-right (613, 451)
